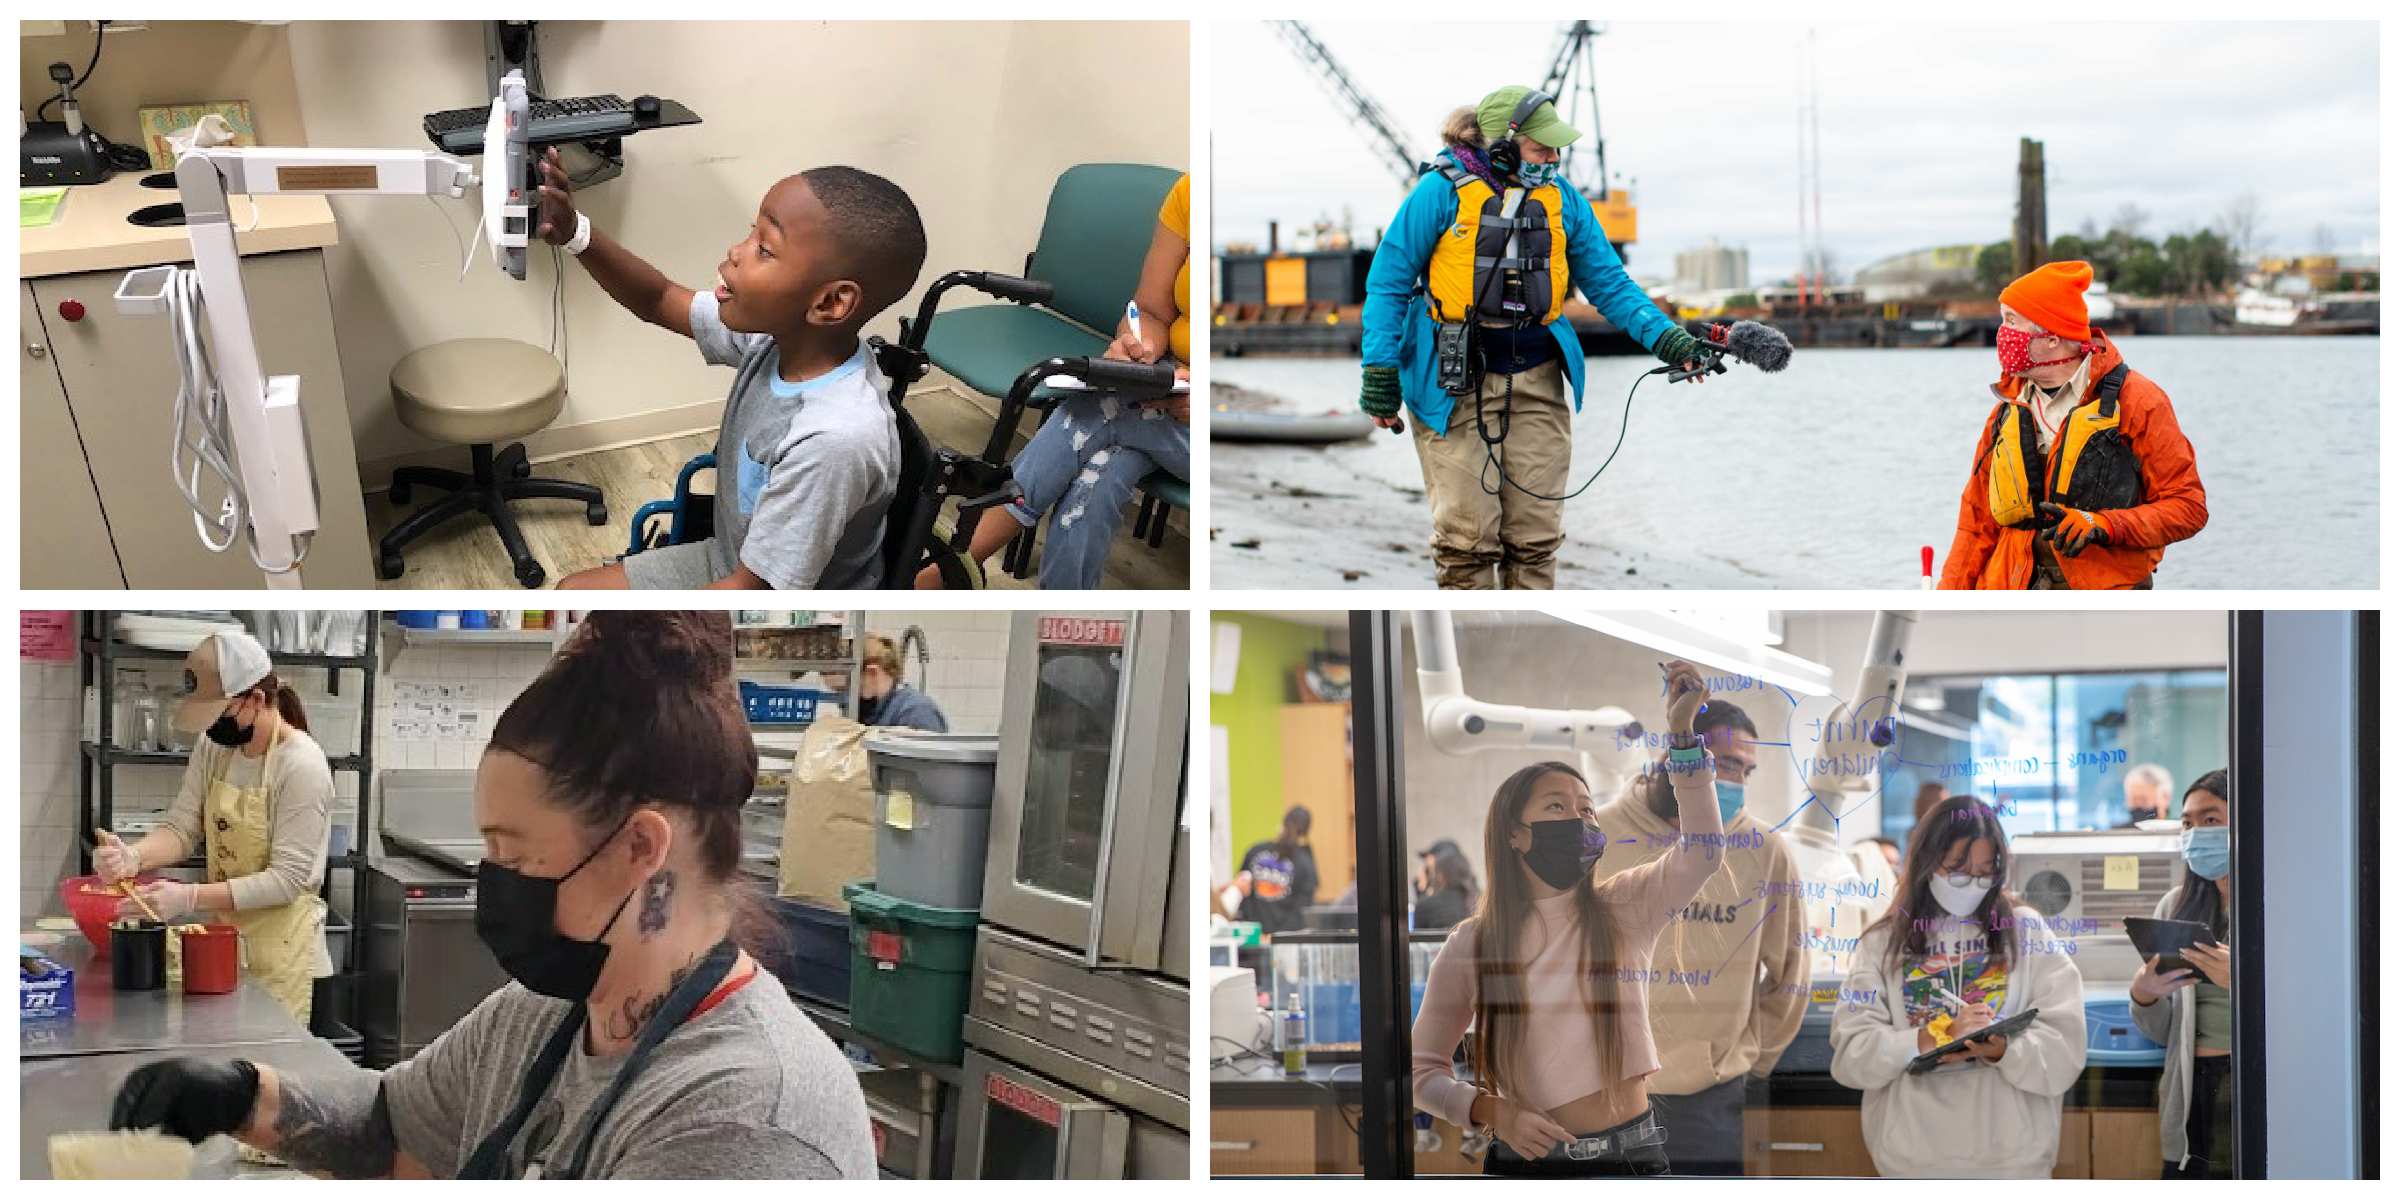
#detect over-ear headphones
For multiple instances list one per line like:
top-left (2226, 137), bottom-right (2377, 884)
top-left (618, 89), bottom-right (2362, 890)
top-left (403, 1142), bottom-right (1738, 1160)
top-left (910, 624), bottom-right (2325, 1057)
top-left (1484, 88), bottom-right (1556, 179)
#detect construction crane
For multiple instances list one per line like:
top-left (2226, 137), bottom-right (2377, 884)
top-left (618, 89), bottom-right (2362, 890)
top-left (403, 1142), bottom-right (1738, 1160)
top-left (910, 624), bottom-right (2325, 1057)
top-left (1540, 20), bottom-right (1638, 254)
top-left (1272, 20), bottom-right (1419, 189)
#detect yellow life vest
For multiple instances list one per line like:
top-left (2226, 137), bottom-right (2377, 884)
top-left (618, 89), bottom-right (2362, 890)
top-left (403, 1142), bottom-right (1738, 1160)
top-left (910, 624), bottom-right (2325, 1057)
top-left (1423, 163), bottom-right (1570, 328)
top-left (1984, 363), bottom-right (2145, 527)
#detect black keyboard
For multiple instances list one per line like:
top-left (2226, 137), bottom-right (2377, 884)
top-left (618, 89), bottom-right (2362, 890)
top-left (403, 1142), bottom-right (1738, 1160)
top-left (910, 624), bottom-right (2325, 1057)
top-left (424, 93), bottom-right (635, 151)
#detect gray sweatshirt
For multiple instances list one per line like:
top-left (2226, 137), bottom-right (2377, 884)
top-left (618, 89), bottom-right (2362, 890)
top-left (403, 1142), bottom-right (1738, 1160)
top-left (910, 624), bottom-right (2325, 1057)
top-left (382, 965), bottom-right (874, 1178)
top-left (2129, 886), bottom-right (2213, 1170)
top-left (1829, 906), bottom-right (2088, 1177)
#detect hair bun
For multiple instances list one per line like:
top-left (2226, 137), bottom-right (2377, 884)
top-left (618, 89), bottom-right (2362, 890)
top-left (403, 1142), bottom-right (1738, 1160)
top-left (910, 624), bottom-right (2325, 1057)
top-left (568, 611), bottom-right (733, 683)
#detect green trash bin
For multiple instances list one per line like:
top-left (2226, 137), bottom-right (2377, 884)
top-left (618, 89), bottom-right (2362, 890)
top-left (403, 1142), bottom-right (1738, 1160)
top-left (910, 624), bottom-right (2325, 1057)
top-left (844, 880), bottom-right (980, 1064)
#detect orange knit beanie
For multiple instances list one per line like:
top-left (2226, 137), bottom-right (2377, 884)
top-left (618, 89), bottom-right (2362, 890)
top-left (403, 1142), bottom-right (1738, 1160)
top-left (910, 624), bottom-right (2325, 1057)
top-left (1999, 260), bottom-right (2094, 341)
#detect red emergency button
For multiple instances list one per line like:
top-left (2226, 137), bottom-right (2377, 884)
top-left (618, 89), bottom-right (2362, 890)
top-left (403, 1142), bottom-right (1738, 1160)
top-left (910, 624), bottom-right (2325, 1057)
top-left (58, 299), bottom-right (85, 322)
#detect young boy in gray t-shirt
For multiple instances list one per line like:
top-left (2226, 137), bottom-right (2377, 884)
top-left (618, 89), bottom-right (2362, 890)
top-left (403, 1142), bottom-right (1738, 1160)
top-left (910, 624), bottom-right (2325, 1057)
top-left (544, 150), bottom-right (927, 589)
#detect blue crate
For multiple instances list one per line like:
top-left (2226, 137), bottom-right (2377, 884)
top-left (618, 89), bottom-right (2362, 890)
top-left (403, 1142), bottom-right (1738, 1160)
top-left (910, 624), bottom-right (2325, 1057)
top-left (2084, 996), bottom-right (2166, 1066)
top-left (740, 680), bottom-right (824, 725)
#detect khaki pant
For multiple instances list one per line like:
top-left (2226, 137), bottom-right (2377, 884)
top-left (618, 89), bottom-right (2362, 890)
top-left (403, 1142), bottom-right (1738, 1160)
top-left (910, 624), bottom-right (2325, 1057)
top-left (1411, 361), bottom-right (1570, 589)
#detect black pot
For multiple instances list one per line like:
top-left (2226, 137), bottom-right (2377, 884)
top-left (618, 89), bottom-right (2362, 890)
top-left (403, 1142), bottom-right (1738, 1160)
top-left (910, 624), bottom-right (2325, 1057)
top-left (110, 920), bottom-right (168, 991)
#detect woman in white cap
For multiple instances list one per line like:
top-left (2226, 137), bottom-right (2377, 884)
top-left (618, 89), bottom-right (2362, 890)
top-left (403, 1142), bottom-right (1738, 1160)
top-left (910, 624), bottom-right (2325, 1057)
top-left (94, 629), bottom-right (335, 1025)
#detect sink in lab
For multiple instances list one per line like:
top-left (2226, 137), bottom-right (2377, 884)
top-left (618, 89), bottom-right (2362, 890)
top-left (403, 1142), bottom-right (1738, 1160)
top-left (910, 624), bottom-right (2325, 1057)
top-left (127, 202), bottom-right (186, 228)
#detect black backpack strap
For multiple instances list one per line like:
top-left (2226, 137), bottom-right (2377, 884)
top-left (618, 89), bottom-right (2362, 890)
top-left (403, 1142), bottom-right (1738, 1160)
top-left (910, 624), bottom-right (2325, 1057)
top-left (2094, 362), bottom-right (2129, 418)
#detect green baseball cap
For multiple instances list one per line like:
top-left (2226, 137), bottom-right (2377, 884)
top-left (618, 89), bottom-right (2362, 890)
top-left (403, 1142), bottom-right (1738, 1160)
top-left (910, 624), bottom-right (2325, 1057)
top-left (1477, 85), bottom-right (1581, 149)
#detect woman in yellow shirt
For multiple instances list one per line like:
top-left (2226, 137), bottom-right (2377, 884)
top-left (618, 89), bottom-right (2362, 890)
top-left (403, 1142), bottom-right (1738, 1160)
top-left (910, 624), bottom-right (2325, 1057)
top-left (924, 174), bottom-right (1190, 589)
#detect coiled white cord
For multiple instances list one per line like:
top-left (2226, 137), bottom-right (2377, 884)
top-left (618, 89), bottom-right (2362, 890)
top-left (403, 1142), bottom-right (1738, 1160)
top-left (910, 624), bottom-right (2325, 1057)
top-left (162, 266), bottom-right (299, 573)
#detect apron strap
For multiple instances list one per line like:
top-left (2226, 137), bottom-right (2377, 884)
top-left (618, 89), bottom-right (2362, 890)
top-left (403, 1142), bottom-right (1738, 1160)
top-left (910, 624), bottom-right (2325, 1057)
top-left (460, 939), bottom-right (740, 1180)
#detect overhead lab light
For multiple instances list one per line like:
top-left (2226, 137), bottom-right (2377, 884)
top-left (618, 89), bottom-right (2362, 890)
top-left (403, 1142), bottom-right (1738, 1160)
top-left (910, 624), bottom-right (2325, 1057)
top-left (1539, 609), bottom-right (1833, 697)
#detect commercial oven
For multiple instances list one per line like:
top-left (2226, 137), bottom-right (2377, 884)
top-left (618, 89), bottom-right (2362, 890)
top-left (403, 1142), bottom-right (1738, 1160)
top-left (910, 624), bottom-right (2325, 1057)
top-left (982, 611), bottom-right (1188, 979)
top-left (363, 770), bottom-right (510, 1065)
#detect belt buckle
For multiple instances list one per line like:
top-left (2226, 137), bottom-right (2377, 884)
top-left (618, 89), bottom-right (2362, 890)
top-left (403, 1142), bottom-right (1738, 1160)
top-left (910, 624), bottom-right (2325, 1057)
top-left (1563, 1134), bottom-right (1610, 1161)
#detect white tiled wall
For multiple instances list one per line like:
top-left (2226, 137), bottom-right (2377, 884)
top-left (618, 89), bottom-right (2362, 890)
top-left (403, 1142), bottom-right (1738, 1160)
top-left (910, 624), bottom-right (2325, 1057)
top-left (372, 641), bottom-right (557, 771)
top-left (22, 659), bottom-right (84, 920)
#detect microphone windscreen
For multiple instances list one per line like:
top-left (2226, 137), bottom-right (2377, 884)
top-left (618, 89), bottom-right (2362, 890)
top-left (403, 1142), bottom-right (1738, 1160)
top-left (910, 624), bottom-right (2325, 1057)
top-left (1726, 320), bottom-right (1794, 372)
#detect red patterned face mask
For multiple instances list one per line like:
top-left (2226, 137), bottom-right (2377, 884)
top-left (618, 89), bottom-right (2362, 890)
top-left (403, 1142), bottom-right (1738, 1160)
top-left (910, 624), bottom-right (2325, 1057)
top-left (1996, 325), bottom-right (2083, 375)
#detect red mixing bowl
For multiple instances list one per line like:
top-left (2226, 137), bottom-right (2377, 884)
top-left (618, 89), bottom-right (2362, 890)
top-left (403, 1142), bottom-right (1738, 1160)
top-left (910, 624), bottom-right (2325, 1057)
top-left (60, 873), bottom-right (164, 949)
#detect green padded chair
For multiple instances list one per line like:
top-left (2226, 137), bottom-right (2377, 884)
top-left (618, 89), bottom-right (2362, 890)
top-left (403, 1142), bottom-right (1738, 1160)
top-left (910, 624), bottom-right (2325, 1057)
top-left (1131, 473), bottom-right (1187, 550)
top-left (922, 162), bottom-right (1182, 400)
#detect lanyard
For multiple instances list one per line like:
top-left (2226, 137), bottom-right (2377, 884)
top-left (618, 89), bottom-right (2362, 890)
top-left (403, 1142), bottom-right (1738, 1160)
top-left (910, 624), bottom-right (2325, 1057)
top-left (458, 939), bottom-right (739, 1180)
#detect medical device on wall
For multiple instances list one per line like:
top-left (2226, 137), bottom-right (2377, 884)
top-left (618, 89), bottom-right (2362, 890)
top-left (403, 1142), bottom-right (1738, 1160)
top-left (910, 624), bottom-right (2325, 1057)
top-left (110, 73), bottom-right (533, 587)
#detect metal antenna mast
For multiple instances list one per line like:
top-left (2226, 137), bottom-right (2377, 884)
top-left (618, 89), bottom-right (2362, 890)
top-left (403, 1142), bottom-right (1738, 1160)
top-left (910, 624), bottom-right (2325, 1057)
top-left (1540, 21), bottom-right (1610, 207)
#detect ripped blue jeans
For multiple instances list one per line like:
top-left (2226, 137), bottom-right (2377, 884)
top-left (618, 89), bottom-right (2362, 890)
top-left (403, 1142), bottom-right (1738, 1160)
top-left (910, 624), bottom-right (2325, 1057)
top-left (1006, 390), bottom-right (1190, 589)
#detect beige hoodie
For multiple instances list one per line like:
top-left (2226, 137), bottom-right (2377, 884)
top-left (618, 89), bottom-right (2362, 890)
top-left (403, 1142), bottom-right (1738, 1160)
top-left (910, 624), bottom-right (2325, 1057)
top-left (1591, 780), bottom-right (1810, 1095)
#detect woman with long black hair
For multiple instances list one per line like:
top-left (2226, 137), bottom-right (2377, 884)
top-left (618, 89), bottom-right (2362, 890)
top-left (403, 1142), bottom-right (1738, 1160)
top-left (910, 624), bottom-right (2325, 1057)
top-left (1830, 795), bottom-right (2087, 1177)
top-left (2130, 768), bottom-right (2234, 1178)
top-left (1409, 660), bottom-right (1722, 1176)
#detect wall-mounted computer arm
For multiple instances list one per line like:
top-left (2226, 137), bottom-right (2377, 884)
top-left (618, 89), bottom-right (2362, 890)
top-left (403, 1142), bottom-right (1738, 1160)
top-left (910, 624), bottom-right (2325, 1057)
top-left (113, 73), bottom-right (526, 588)
top-left (1407, 610), bottom-right (1640, 757)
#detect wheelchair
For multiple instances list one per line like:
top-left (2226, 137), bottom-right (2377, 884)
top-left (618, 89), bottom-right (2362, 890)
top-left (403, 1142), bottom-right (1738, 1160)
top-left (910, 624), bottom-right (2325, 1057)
top-left (625, 270), bottom-right (1179, 588)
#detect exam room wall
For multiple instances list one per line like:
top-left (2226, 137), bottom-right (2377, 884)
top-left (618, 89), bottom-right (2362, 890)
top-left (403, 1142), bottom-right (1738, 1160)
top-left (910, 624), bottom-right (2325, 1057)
top-left (17, 21), bottom-right (309, 151)
top-left (279, 20), bottom-right (1191, 470)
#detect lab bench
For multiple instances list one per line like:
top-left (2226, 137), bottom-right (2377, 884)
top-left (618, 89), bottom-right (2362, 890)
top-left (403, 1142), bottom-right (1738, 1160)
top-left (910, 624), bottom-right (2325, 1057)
top-left (1208, 1059), bottom-right (2168, 1178)
top-left (20, 171), bottom-right (373, 588)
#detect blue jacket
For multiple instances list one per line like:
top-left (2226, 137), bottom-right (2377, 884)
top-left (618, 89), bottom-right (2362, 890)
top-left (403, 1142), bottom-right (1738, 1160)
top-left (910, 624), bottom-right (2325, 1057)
top-left (1361, 151), bottom-right (1676, 435)
top-left (861, 683), bottom-right (948, 733)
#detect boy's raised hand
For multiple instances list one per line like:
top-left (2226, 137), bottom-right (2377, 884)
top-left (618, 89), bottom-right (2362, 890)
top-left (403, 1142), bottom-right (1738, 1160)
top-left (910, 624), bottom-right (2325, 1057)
top-left (533, 147), bottom-right (579, 246)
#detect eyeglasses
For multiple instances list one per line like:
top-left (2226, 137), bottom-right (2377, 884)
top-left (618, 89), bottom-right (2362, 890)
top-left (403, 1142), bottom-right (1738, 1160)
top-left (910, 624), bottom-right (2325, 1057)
top-left (1935, 871), bottom-right (1998, 888)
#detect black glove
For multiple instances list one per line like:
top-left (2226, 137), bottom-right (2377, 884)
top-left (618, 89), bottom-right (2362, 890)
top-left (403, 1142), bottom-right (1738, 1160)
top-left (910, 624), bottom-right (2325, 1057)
top-left (1359, 365), bottom-right (1402, 419)
top-left (111, 1057), bottom-right (261, 1144)
top-left (1652, 326), bottom-right (1704, 368)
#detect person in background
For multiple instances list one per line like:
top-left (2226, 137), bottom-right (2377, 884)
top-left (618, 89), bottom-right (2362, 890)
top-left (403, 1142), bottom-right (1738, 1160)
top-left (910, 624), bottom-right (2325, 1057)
top-left (1830, 796), bottom-right (2086, 1177)
top-left (2118, 763), bottom-right (2174, 827)
top-left (854, 634), bottom-right (946, 732)
top-left (107, 613), bottom-right (873, 1178)
top-left (2130, 768), bottom-right (2234, 1178)
top-left (1939, 260), bottom-right (2207, 590)
top-left (1912, 781), bottom-right (1946, 823)
top-left (1231, 806), bottom-right (1319, 936)
top-left (1591, 698), bottom-right (1807, 1176)
top-left (1411, 662), bottom-right (1725, 1176)
top-left (1412, 839), bottom-right (1481, 931)
top-left (95, 631), bottom-right (333, 1026)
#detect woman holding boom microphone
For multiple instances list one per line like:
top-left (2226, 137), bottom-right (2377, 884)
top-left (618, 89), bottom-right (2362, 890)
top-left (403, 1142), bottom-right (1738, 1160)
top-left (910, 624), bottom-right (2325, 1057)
top-left (1409, 660), bottom-right (1725, 1176)
top-left (1357, 86), bottom-right (1708, 590)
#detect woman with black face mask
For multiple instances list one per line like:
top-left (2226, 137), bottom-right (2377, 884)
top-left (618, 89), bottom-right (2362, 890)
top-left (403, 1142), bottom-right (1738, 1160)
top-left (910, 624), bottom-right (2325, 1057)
top-left (2130, 768), bottom-right (2234, 1178)
top-left (93, 630), bottom-right (333, 1025)
top-left (106, 613), bottom-right (875, 1179)
top-left (1410, 660), bottom-right (1725, 1176)
top-left (1830, 795), bottom-right (2087, 1177)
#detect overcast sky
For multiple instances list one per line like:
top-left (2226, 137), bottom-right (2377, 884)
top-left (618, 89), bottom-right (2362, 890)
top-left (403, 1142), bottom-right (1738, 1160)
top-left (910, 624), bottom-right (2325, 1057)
top-left (1211, 20), bottom-right (2379, 282)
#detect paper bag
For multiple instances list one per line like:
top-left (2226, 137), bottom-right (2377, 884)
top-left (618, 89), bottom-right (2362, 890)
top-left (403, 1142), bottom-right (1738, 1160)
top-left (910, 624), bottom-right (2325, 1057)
top-left (779, 716), bottom-right (876, 906)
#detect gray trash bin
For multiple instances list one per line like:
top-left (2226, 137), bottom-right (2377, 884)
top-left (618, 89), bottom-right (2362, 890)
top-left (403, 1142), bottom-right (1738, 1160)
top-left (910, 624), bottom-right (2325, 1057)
top-left (864, 731), bottom-right (1001, 910)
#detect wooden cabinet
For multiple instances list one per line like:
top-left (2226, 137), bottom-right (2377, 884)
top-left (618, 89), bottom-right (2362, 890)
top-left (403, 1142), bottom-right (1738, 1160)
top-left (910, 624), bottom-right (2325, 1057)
top-left (22, 250), bottom-right (373, 587)
top-left (2090, 1110), bottom-right (2164, 1178)
top-left (2054, 1111), bottom-right (2092, 1177)
top-left (19, 282), bottom-right (124, 586)
top-left (1748, 1104), bottom-right (1878, 1177)
top-left (1210, 1106), bottom-right (1319, 1175)
top-left (1279, 703), bottom-right (1355, 900)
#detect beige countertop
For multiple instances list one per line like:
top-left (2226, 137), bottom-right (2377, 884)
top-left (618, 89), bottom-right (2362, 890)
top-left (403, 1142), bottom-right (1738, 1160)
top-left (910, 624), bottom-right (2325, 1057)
top-left (20, 170), bottom-right (338, 280)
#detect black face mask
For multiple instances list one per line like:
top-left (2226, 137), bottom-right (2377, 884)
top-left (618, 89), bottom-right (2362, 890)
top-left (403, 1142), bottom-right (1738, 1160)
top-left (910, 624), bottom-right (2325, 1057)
top-left (1521, 818), bottom-right (1606, 890)
top-left (204, 702), bottom-right (256, 748)
top-left (475, 817), bottom-right (638, 1001)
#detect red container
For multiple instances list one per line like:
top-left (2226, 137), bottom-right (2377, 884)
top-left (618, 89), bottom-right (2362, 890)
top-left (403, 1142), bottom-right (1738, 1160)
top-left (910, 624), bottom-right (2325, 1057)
top-left (180, 924), bottom-right (242, 995)
top-left (61, 874), bottom-right (162, 950)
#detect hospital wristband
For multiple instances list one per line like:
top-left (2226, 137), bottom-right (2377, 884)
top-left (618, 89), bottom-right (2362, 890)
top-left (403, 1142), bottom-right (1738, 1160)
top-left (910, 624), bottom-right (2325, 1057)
top-left (1666, 744), bottom-right (1707, 766)
top-left (563, 211), bottom-right (593, 255)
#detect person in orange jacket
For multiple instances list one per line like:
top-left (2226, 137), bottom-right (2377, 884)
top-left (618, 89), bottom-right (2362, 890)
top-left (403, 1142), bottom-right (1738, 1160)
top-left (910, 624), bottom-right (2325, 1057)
top-left (1939, 261), bottom-right (2207, 589)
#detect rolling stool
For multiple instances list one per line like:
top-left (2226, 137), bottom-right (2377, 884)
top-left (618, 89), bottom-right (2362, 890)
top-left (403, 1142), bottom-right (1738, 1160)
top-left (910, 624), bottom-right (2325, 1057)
top-left (376, 339), bottom-right (606, 587)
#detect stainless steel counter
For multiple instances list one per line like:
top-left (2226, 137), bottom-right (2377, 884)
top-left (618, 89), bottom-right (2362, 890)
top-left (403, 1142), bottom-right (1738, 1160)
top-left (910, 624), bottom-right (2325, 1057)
top-left (19, 1036), bottom-right (359, 1179)
top-left (20, 935), bottom-right (317, 1061)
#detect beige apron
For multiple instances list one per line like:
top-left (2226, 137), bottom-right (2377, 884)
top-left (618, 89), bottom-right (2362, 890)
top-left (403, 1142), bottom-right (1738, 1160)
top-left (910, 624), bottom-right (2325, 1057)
top-left (202, 722), bottom-right (328, 1027)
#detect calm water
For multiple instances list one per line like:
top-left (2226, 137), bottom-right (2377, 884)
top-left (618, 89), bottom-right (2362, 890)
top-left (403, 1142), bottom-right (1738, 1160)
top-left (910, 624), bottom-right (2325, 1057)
top-left (1211, 336), bottom-right (2377, 589)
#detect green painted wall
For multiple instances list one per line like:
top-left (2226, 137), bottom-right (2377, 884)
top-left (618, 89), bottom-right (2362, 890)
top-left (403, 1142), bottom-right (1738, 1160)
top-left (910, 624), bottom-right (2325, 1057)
top-left (1208, 613), bottom-right (1329, 863)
